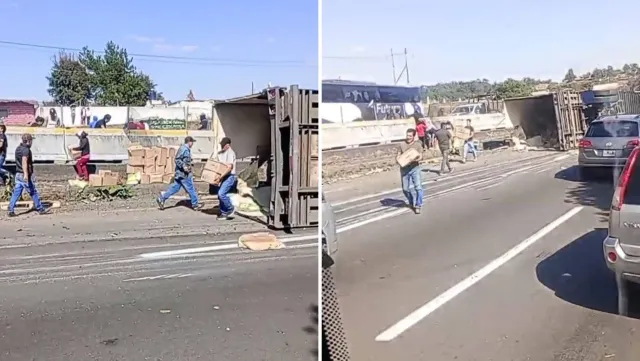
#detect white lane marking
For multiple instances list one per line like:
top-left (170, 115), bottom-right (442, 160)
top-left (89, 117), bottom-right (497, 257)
top-left (374, 206), bottom-right (583, 342)
top-left (139, 234), bottom-right (317, 259)
top-left (337, 176), bottom-right (500, 224)
top-left (476, 181), bottom-right (503, 191)
top-left (334, 157), bottom-right (563, 213)
top-left (336, 208), bottom-right (408, 234)
top-left (331, 155), bottom-right (549, 207)
top-left (536, 166), bottom-right (556, 174)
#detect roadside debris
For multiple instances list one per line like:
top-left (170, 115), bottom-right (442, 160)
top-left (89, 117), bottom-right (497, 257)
top-left (238, 232), bottom-right (285, 251)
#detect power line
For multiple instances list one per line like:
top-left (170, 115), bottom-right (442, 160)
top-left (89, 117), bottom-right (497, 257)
top-left (323, 53), bottom-right (405, 61)
top-left (0, 40), bottom-right (317, 68)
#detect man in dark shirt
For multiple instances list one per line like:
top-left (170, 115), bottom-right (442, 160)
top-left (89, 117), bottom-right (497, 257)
top-left (8, 133), bottom-right (49, 217)
top-left (0, 124), bottom-right (9, 185)
top-left (434, 122), bottom-right (453, 174)
top-left (71, 131), bottom-right (91, 181)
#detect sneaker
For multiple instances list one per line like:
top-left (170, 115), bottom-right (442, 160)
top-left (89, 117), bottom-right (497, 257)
top-left (462, 159), bottom-right (467, 164)
top-left (156, 197), bottom-right (165, 210)
top-left (415, 207), bottom-right (422, 214)
top-left (37, 208), bottom-right (51, 215)
top-left (7, 212), bottom-right (16, 218)
top-left (226, 208), bottom-right (236, 219)
top-left (193, 203), bottom-right (204, 211)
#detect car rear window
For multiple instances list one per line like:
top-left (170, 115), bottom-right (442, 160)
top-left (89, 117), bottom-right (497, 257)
top-left (586, 121), bottom-right (639, 137)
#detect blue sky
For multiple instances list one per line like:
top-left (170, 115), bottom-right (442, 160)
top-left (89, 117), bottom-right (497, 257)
top-left (0, 0), bottom-right (318, 101)
top-left (323, 0), bottom-right (640, 85)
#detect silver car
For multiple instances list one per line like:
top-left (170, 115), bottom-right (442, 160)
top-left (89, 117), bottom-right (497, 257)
top-left (604, 145), bottom-right (640, 315)
top-left (578, 115), bottom-right (640, 180)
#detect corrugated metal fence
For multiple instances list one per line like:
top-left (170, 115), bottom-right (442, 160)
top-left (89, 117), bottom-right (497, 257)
top-left (617, 92), bottom-right (640, 114)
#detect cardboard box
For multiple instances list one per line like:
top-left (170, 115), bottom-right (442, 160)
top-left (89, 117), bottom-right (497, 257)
top-left (396, 147), bottom-right (421, 167)
top-left (168, 146), bottom-right (179, 159)
top-left (70, 149), bottom-right (82, 160)
top-left (165, 160), bottom-right (175, 174)
top-left (102, 173), bottom-right (119, 186)
top-left (143, 157), bottom-right (156, 168)
top-left (129, 155), bottom-right (144, 166)
top-left (140, 174), bottom-right (151, 184)
top-left (162, 174), bottom-right (173, 184)
top-left (144, 165), bottom-right (156, 174)
top-left (156, 153), bottom-right (167, 166)
top-left (128, 145), bottom-right (146, 158)
top-left (144, 148), bottom-right (157, 160)
top-left (201, 159), bottom-right (230, 185)
top-left (89, 174), bottom-right (103, 187)
top-left (98, 170), bottom-right (111, 176)
top-left (126, 164), bottom-right (143, 174)
top-left (149, 174), bottom-right (164, 184)
top-left (156, 147), bottom-right (168, 161)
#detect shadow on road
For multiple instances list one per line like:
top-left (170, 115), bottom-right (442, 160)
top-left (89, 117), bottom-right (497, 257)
top-left (555, 166), bottom-right (615, 222)
top-left (303, 303), bottom-right (319, 359)
top-left (379, 198), bottom-right (406, 208)
top-left (536, 228), bottom-right (640, 318)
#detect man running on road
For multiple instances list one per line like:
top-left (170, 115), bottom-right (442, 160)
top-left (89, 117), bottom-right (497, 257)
top-left (435, 122), bottom-right (453, 175)
top-left (398, 128), bottom-right (424, 214)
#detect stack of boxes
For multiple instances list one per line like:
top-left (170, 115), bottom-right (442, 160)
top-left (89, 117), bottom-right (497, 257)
top-left (126, 145), bottom-right (179, 184)
top-left (88, 170), bottom-right (120, 187)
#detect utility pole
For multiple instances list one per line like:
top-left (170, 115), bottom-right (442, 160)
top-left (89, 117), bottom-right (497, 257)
top-left (391, 48), bottom-right (410, 85)
top-left (404, 48), bottom-right (410, 85)
top-left (391, 48), bottom-right (397, 84)
top-left (251, 81), bottom-right (255, 94)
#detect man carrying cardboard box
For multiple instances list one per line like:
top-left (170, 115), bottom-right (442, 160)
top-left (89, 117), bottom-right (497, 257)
top-left (70, 131), bottom-right (91, 181)
top-left (212, 137), bottom-right (237, 220)
top-left (398, 129), bottom-right (424, 214)
top-left (156, 136), bottom-right (202, 211)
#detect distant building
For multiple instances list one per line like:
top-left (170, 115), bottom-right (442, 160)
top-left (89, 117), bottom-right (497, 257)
top-left (0, 99), bottom-right (38, 126)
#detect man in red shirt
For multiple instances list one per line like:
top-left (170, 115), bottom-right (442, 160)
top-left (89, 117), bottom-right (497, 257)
top-left (414, 115), bottom-right (427, 150)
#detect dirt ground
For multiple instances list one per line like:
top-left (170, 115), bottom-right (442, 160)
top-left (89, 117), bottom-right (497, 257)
top-left (0, 163), bottom-right (214, 215)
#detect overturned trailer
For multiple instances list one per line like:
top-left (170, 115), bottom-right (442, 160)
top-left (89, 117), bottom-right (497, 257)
top-left (504, 90), bottom-right (587, 150)
top-left (210, 85), bottom-right (319, 229)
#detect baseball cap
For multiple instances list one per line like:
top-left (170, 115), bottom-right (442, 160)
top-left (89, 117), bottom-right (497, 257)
top-left (220, 137), bottom-right (231, 147)
top-left (184, 136), bottom-right (196, 143)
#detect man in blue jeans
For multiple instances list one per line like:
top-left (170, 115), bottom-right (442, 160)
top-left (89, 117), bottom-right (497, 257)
top-left (8, 133), bottom-right (50, 217)
top-left (213, 137), bottom-right (237, 220)
top-left (156, 136), bottom-right (203, 211)
top-left (0, 123), bottom-right (9, 186)
top-left (398, 128), bottom-right (424, 214)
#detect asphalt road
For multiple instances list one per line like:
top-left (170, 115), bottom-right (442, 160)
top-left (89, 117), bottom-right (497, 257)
top-left (327, 150), bottom-right (639, 361)
top-left (0, 231), bottom-right (318, 361)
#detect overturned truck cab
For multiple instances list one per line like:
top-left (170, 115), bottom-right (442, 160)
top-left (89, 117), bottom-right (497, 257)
top-left (208, 85), bottom-right (319, 230)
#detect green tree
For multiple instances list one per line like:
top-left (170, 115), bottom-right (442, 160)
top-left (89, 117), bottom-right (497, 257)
top-left (78, 42), bottom-right (156, 106)
top-left (493, 78), bottom-right (534, 99)
top-left (46, 52), bottom-right (93, 106)
top-left (47, 42), bottom-right (157, 106)
top-left (563, 68), bottom-right (577, 83)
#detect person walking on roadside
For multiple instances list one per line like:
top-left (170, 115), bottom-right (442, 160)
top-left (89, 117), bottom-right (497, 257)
top-left (156, 136), bottom-right (203, 211)
top-left (213, 137), bottom-right (238, 220)
top-left (398, 129), bottom-right (424, 214)
top-left (462, 120), bottom-right (478, 163)
top-left (435, 122), bottom-right (453, 175)
top-left (0, 123), bottom-right (9, 186)
top-left (416, 117), bottom-right (427, 150)
top-left (8, 134), bottom-right (49, 217)
top-left (71, 131), bottom-right (91, 181)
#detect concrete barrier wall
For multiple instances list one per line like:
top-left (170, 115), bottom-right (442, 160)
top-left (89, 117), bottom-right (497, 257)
top-left (4, 127), bottom-right (216, 163)
top-left (321, 119), bottom-right (415, 150)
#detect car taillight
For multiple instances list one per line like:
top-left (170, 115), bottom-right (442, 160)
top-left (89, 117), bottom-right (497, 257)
top-left (608, 251), bottom-right (617, 263)
top-left (579, 139), bottom-right (593, 148)
top-left (626, 139), bottom-right (640, 148)
top-left (612, 147), bottom-right (640, 211)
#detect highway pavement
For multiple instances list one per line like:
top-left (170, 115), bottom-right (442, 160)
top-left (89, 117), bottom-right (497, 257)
top-left (326, 150), bottom-right (638, 361)
top-left (0, 228), bottom-right (318, 360)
